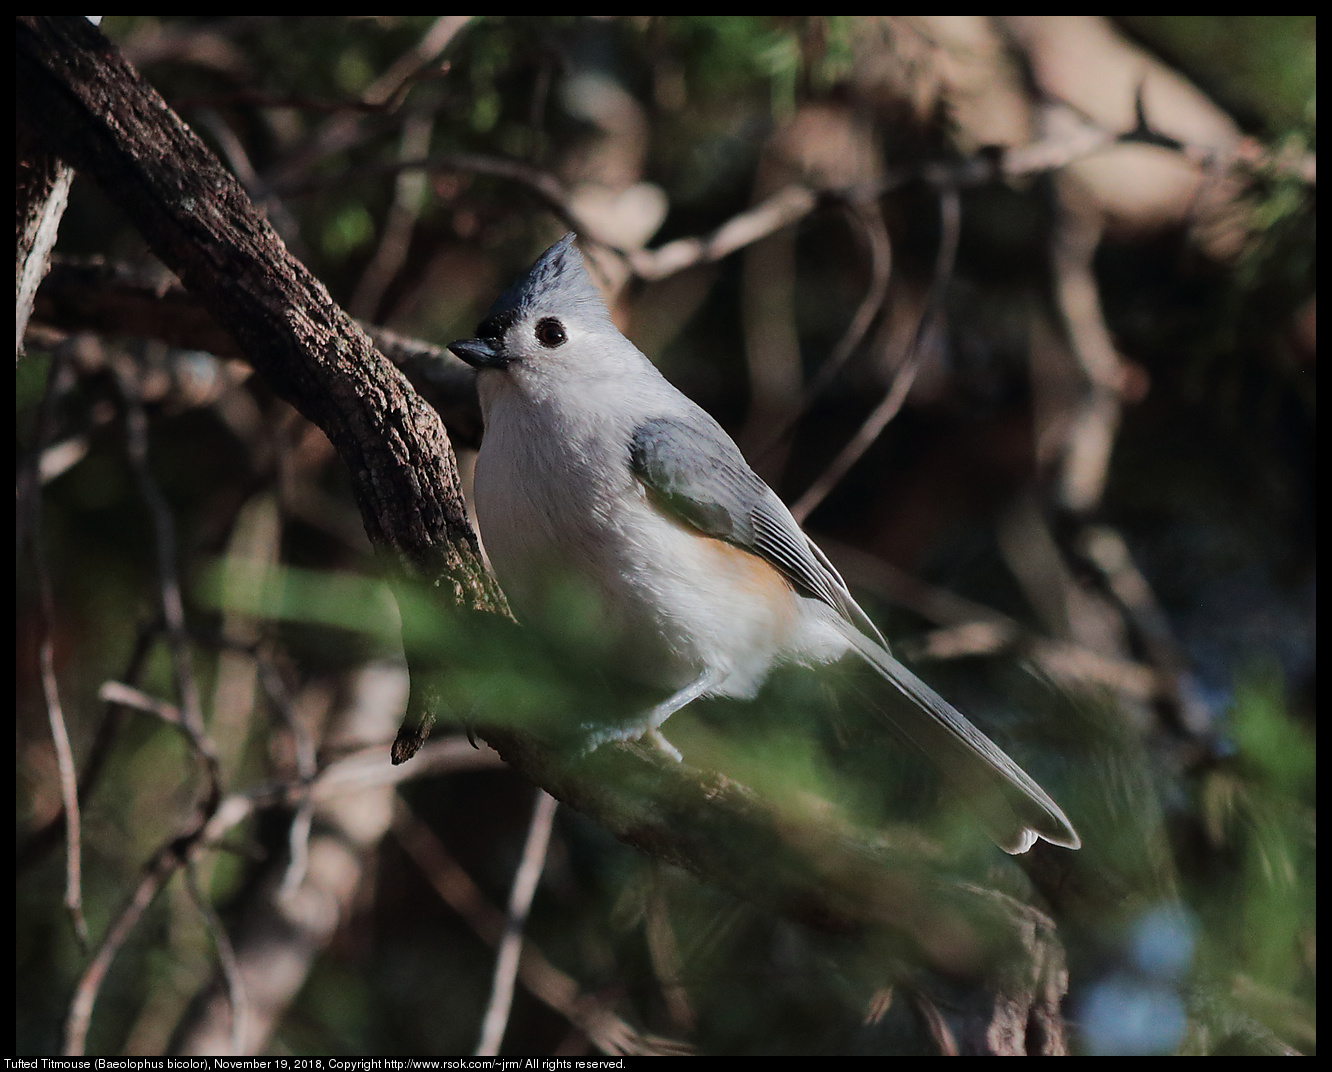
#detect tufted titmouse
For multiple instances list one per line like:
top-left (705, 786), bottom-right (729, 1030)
top-left (450, 234), bottom-right (1079, 854)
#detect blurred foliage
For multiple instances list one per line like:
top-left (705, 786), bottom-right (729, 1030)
top-left (17, 15), bottom-right (1314, 1057)
top-left (1119, 16), bottom-right (1316, 138)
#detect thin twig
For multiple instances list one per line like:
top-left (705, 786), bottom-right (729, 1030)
top-left (253, 659), bottom-right (321, 897)
top-left (362, 15), bottom-right (473, 110)
top-left (753, 198), bottom-right (894, 467)
top-left (18, 345), bottom-right (87, 945)
top-left (393, 800), bottom-right (691, 1056)
top-left (913, 990), bottom-right (960, 1056)
top-left (800, 200), bottom-right (896, 413)
top-left (266, 15), bottom-right (472, 191)
top-left (64, 846), bottom-right (180, 1055)
top-left (299, 100), bottom-right (1312, 288)
top-left (475, 789), bottom-right (559, 1056)
top-left (313, 735), bottom-right (502, 801)
top-left (18, 624), bottom-right (155, 872)
top-left (201, 736), bottom-right (502, 849)
top-left (629, 185), bottom-right (821, 280)
top-left (1077, 525), bottom-right (1212, 734)
top-left (350, 112), bottom-right (435, 319)
top-left (61, 735), bottom-right (494, 1055)
top-left (818, 534), bottom-right (1162, 701)
top-left (37, 543), bottom-right (88, 949)
top-left (645, 864), bottom-right (695, 1032)
top-left (1049, 197), bottom-right (1123, 512)
top-left (113, 357), bottom-right (221, 808)
top-left (790, 186), bottom-right (961, 524)
top-left (185, 863), bottom-right (251, 1055)
top-left (97, 680), bottom-right (185, 726)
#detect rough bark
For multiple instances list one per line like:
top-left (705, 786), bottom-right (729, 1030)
top-left (16, 124), bottom-right (74, 357)
top-left (16, 15), bottom-right (501, 612)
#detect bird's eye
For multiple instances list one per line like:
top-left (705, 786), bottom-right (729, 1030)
top-left (534, 317), bottom-right (567, 349)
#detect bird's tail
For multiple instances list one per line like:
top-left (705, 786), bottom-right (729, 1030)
top-left (843, 629), bottom-right (1080, 854)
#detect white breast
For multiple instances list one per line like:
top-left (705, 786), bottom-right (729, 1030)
top-left (473, 373), bottom-right (854, 698)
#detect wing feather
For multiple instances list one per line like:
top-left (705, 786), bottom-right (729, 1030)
top-left (627, 413), bottom-right (1080, 853)
top-left (629, 415), bottom-right (871, 636)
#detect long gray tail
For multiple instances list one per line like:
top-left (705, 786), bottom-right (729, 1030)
top-left (844, 630), bottom-right (1080, 854)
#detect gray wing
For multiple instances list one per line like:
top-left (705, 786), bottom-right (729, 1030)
top-left (629, 414), bottom-right (1081, 853)
top-left (628, 414), bottom-right (884, 645)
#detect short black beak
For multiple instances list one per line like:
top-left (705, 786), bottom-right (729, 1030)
top-left (448, 338), bottom-right (508, 369)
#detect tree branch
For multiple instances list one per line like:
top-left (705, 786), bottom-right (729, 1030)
top-left (16, 15), bottom-right (501, 612)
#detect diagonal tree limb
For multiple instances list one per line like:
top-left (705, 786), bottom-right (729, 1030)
top-left (16, 15), bottom-right (503, 616)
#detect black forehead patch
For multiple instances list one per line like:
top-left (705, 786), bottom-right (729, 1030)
top-left (476, 309), bottom-right (518, 342)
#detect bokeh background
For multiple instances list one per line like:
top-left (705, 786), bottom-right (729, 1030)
top-left (17, 16), bottom-right (1314, 1056)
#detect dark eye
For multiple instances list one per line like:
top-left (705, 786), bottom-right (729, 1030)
top-left (534, 317), bottom-right (567, 348)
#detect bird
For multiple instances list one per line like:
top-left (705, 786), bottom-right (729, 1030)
top-left (449, 233), bottom-right (1079, 854)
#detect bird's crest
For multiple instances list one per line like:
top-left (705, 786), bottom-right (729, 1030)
top-left (488, 233), bottom-right (609, 323)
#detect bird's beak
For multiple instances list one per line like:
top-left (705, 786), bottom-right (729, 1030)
top-left (448, 338), bottom-right (509, 370)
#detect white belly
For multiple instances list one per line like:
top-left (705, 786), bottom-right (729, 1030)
top-left (476, 449), bottom-right (847, 696)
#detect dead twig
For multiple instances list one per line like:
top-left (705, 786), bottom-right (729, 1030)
top-left (184, 863), bottom-right (251, 1055)
top-left (112, 357), bottom-right (222, 812)
top-left (18, 624), bottom-right (155, 873)
top-left (790, 186), bottom-right (960, 524)
top-left (475, 789), bottom-right (560, 1056)
top-left (349, 113), bottom-right (435, 320)
top-left (769, 199), bottom-right (895, 451)
top-left (265, 16), bottom-right (472, 191)
top-left (63, 841), bottom-right (183, 1054)
top-left (37, 543), bottom-right (88, 949)
top-left (394, 800), bottom-right (692, 1056)
top-left (17, 346), bottom-right (87, 946)
top-left (64, 734), bottom-right (496, 1055)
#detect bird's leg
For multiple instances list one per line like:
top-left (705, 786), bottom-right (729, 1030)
top-left (583, 669), bottom-right (724, 761)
